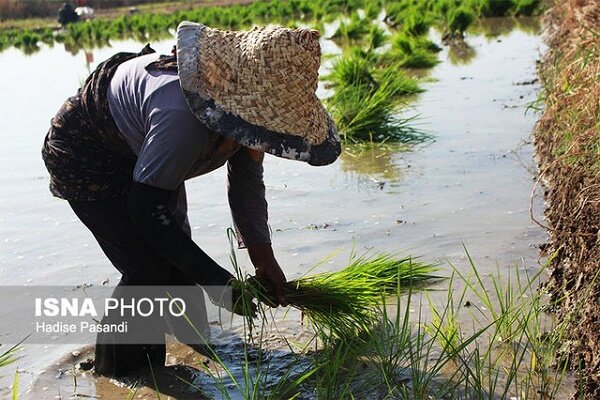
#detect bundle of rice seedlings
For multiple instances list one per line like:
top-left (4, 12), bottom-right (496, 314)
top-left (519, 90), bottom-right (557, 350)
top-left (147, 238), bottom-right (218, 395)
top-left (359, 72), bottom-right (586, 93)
top-left (366, 25), bottom-right (389, 50)
top-left (364, 1), bottom-right (382, 21)
top-left (399, 49), bottom-right (441, 69)
top-left (240, 254), bottom-right (438, 340)
top-left (326, 51), bottom-right (377, 89)
top-left (326, 66), bottom-right (424, 142)
top-left (0, 35), bottom-right (8, 51)
top-left (13, 31), bottom-right (40, 49)
top-left (446, 7), bottom-right (475, 38)
top-left (330, 13), bottom-right (371, 42)
top-left (402, 12), bottom-right (432, 37)
top-left (381, 33), bottom-right (441, 69)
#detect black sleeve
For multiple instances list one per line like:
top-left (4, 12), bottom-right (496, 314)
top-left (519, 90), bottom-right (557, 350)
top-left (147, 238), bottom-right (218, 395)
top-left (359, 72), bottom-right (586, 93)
top-left (127, 182), bottom-right (234, 286)
top-left (227, 148), bottom-right (271, 248)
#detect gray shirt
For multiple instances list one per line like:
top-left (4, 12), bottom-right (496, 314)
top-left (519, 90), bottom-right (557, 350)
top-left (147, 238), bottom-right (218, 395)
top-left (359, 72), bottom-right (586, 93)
top-left (106, 53), bottom-right (269, 247)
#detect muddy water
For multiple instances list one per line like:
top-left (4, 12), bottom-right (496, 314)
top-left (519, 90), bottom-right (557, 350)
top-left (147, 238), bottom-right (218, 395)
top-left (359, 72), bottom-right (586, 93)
top-left (0, 18), bottom-right (553, 398)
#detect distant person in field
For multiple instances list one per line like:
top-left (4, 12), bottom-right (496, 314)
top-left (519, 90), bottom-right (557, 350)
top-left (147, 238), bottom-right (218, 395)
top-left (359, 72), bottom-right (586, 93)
top-left (58, 2), bottom-right (79, 26)
top-left (41, 22), bottom-right (340, 377)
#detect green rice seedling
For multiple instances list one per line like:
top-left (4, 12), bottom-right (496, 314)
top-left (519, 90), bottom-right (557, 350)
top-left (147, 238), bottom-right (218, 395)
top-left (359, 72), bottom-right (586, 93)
top-left (289, 0), bottom-right (314, 19)
top-left (364, 293), bottom-right (415, 393)
top-left (13, 30), bottom-right (40, 49)
top-left (125, 382), bottom-right (140, 400)
top-left (185, 230), bottom-right (317, 400)
top-left (0, 34), bottom-right (8, 51)
top-left (403, 11), bottom-right (432, 37)
top-left (453, 249), bottom-right (528, 344)
top-left (1, 341), bottom-right (24, 400)
top-left (146, 354), bottom-right (162, 400)
top-left (177, 241), bottom-right (574, 398)
top-left (361, 281), bottom-right (493, 398)
top-left (384, 2), bottom-right (419, 29)
top-left (11, 369), bottom-right (18, 400)
top-left (333, 247), bottom-right (573, 398)
top-left (447, 7), bottom-right (475, 38)
top-left (385, 33), bottom-right (441, 69)
top-left (518, 277), bottom-right (572, 399)
top-left (483, 0), bottom-right (514, 17)
top-left (312, 334), bottom-right (370, 398)
top-left (399, 48), bottom-right (441, 69)
top-left (425, 275), bottom-right (461, 358)
top-left (461, 0), bottom-right (490, 16)
top-left (242, 253), bottom-right (437, 340)
top-left (437, 251), bottom-right (574, 398)
top-left (326, 50), bottom-right (377, 88)
top-left (246, 2), bottom-right (271, 21)
top-left (513, 0), bottom-right (542, 16)
top-left (366, 25), bottom-right (389, 50)
top-left (0, 345), bottom-right (21, 370)
top-left (1, 0), bottom-right (543, 54)
top-left (327, 69), bottom-right (424, 143)
top-left (364, 0), bottom-right (383, 20)
top-left (373, 64), bottom-right (423, 95)
top-left (429, 0), bottom-right (463, 17)
top-left (415, 36), bottom-right (444, 53)
top-left (321, 0), bottom-right (363, 16)
top-left (39, 28), bottom-right (55, 46)
top-left (330, 13), bottom-right (371, 42)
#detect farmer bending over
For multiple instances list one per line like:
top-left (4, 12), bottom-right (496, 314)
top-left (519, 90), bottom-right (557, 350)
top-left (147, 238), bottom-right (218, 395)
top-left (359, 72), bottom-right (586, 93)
top-left (41, 22), bottom-right (340, 377)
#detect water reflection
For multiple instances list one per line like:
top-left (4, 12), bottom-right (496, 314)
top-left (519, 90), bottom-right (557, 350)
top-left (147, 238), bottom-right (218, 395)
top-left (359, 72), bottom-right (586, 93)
top-left (469, 17), bottom-right (541, 39)
top-left (60, 37), bottom-right (111, 55)
top-left (18, 44), bottom-right (40, 55)
top-left (340, 143), bottom-right (409, 185)
top-left (447, 40), bottom-right (477, 65)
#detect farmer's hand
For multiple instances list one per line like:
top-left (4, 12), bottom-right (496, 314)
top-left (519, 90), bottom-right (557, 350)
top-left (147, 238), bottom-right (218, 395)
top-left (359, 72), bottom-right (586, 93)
top-left (247, 243), bottom-right (287, 306)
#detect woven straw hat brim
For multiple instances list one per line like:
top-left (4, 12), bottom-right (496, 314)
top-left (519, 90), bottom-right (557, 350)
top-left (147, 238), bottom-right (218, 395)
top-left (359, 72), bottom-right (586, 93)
top-left (176, 21), bottom-right (341, 166)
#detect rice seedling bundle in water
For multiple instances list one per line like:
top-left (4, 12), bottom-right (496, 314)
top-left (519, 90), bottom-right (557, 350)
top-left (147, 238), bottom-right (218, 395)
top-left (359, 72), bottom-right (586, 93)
top-left (241, 254), bottom-right (437, 340)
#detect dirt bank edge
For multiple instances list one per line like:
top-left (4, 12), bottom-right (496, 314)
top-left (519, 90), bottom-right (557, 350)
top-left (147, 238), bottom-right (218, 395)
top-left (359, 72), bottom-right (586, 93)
top-left (535, 0), bottom-right (600, 397)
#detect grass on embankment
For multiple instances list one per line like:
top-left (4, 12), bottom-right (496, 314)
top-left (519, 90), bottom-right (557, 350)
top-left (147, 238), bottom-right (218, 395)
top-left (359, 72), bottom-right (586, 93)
top-left (534, 0), bottom-right (600, 397)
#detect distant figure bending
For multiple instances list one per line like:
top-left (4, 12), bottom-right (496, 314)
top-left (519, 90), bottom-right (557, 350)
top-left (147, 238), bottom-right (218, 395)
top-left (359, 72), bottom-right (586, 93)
top-left (58, 2), bottom-right (79, 26)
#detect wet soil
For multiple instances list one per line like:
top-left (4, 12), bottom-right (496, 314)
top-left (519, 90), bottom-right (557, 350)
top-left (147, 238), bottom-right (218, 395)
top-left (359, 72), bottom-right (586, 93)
top-left (27, 325), bottom-right (317, 399)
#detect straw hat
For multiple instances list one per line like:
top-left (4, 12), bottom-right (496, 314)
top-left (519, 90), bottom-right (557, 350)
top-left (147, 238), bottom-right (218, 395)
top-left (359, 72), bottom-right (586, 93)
top-left (176, 21), bottom-right (341, 166)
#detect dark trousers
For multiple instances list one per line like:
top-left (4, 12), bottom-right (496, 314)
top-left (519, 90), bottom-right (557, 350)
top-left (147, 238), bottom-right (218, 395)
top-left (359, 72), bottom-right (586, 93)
top-left (69, 195), bottom-right (210, 377)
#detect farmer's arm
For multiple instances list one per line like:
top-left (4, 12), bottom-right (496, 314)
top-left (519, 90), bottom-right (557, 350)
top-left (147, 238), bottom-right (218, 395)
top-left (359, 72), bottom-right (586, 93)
top-left (127, 108), bottom-right (234, 287)
top-left (228, 148), bottom-right (287, 304)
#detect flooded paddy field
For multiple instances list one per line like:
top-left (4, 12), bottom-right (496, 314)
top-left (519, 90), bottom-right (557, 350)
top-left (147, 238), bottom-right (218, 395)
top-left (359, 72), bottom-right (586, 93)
top-left (0, 14), bottom-right (573, 400)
